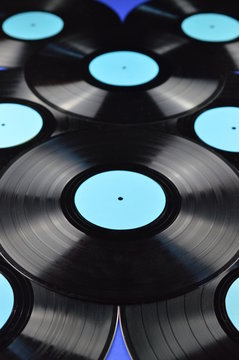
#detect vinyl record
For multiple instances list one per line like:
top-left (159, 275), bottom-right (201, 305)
top-left (125, 0), bottom-right (239, 70)
top-left (0, 0), bottom-right (119, 68)
top-left (0, 128), bottom-right (239, 303)
top-left (0, 67), bottom-right (108, 171)
top-left (160, 72), bottom-right (239, 169)
top-left (0, 257), bottom-right (117, 359)
top-left (121, 262), bottom-right (239, 360)
top-left (26, 26), bottom-right (224, 124)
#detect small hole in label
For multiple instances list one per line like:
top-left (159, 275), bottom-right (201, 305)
top-left (232, 126), bottom-right (237, 130)
top-left (30, 23), bottom-right (36, 27)
top-left (118, 197), bottom-right (123, 201)
top-left (210, 25), bottom-right (215, 29)
top-left (122, 66), bottom-right (127, 70)
top-left (1, 123), bottom-right (6, 126)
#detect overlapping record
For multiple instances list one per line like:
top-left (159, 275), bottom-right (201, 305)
top-left (0, 68), bottom-right (105, 171)
top-left (0, 128), bottom-right (239, 303)
top-left (125, 0), bottom-right (239, 70)
top-left (0, 0), bottom-right (119, 24)
top-left (121, 262), bottom-right (239, 360)
top-left (160, 72), bottom-right (239, 169)
top-left (0, 67), bottom-right (105, 170)
top-left (26, 26), bottom-right (224, 124)
top-left (0, 0), bottom-right (119, 68)
top-left (125, 0), bottom-right (239, 28)
top-left (0, 0), bottom-right (120, 170)
top-left (0, 257), bottom-right (117, 359)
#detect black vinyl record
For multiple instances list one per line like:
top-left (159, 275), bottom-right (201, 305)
top-left (121, 262), bottom-right (239, 360)
top-left (125, 0), bottom-right (239, 70)
top-left (0, 67), bottom-right (108, 171)
top-left (0, 0), bottom-right (119, 68)
top-left (159, 72), bottom-right (239, 169)
top-left (0, 128), bottom-right (239, 303)
top-left (0, 257), bottom-right (117, 359)
top-left (26, 26), bottom-right (224, 124)
top-left (125, 0), bottom-right (239, 28)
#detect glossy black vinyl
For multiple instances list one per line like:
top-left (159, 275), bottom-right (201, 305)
top-left (121, 263), bottom-right (239, 360)
top-left (0, 128), bottom-right (239, 303)
top-left (158, 72), bottom-right (239, 169)
top-left (126, 0), bottom-right (239, 28)
top-left (0, 67), bottom-right (111, 171)
top-left (27, 28), bottom-right (224, 124)
top-left (125, 0), bottom-right (239, 70)
top-left (0, 0), bottom-right (119, 68)
top-left (0, 257), bottom-right (117, 360)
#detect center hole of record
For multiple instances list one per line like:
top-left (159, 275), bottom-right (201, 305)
top-left (74, 170), bottom-right (166, 230)
top-left (225, 277), bottom-right (239, 331)
top-left (0, 274), bottom-right (14, 330)
top-left (89, 51), bottom-right (159, 87)
top-left (232, 126), bottom-right (237, 130)
top-left (1, 123), bottom-right (5, 126)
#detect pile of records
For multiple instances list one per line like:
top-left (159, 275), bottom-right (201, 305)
top-left (0, 1), bottom-right (239, 359)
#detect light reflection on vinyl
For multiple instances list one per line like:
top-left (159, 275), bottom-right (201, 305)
top-left (0, 129), bottom-right (238, 303)
top-left (121, 263), bottom-right (239, 360)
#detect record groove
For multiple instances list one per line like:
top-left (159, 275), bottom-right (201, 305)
top-left (26, 28), bottom-right (224, 124)
top-left (0, 257), bottom-right (117, 359)
top-left (0, 129), bottom-right (239, 303)
top-left (0, 68), bottom-right (109, 171)
top-left (121, 263), bottom-right (239, 360)
top-left (0, 0), bottom-right (119, 68)
top-left (160, 72), bottom-right (239, 169)
top-left (125, 0), bottom-right (239, 70)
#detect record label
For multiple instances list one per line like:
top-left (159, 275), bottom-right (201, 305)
top-left (0, 103), bottom-right (43, 148)
top-left (194, 107), bottom-right (239, 152)
top-left (226, 277), bottom-right (239, 331)
top-left (74, 170), bottom-right (166, 230)
top-left (181, 13), bottom-right (239, 42)
top-left (89, 51), bottom-right (159, 86)
top-left (0, 274), bottom-right (14, 330)
top-left (2, 11), bottom-right (64, 40)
